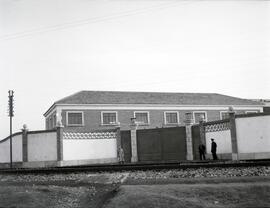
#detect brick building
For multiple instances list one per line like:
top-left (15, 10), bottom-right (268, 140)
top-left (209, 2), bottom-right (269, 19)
top-left (44, 91), bottom-right (263, 132)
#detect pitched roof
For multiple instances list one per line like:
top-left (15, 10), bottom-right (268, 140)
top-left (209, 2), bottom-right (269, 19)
top-left (54, 90), bottom-right (261, 106)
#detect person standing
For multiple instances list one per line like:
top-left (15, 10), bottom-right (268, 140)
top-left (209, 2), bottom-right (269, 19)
top-left (118, 147), bottom-right (125, 164)
top-left (211, 138), bottom-right (218, 160)
top-left (198, 143), bottom-right (206, 160)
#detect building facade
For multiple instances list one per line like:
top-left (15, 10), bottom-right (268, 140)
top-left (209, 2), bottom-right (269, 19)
top-left (44, 91), bottom-right (263, 132)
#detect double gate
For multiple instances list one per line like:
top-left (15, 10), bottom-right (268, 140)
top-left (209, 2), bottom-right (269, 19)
top-left (136, 127), bottom-right (186, 162)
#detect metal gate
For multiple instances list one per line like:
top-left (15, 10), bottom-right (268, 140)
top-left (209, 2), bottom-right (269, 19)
top-left (137, 127), bottom-right (186, 162)
top-left (191, 125), bottom-right (201, 160)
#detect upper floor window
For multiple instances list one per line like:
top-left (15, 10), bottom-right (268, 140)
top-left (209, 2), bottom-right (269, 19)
top-left (220, 111), bottom-right (230, 120)
top-left (101, 111), bottom-right (118, 125)
top-left (67, 111), bottom-right (84, 126)
top-left (193, 111), bottom-right (207, 123)
top-left (134, 111), bottom-right (149, 124)
top-left (245, 111), bottom-right (259, 114)
top-left (164, 111), bottom-right (179, 124)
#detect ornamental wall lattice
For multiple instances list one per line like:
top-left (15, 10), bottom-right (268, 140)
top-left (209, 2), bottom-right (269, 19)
top-left (205, 122), bottom-right (230, 133)
top-left (63, 132), bottom-right (117, 140)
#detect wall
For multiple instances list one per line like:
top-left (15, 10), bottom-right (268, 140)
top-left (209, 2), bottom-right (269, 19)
top-left (62, 131), bottom-right (118, 165)
top-left (236, 115), bottom-right (270, 159)
top-left (205, 130), bottom-right (232, 155)
top-left (0, 133), bottom-right (22, 163)
top-left (63, 139), bottom-right (117, 161)
top-left (27, 131), bottom-right (57, 162)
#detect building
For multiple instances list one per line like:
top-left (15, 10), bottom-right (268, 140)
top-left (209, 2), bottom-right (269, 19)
top-left (251, 99), bottom-right (270, 113)
top-left (44, 91), bottom-right (263, 132)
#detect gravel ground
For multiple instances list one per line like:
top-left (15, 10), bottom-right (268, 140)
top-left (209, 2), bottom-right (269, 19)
top-left (127, 166), bottom-right (270, 180)
top-left (1, 166), bottom-right (269, 183)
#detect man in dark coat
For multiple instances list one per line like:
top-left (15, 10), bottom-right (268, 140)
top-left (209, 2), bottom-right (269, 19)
top-left (211, 138), bottom-right (218, 160)
top-left (198, 143), bottom-right (206, 160)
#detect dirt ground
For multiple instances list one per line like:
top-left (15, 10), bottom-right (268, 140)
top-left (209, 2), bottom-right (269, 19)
top-left (0, 183), bottom-right (118, 208)
top-left (104, 182), bottom-right (270, 208)
top-left (0, 167), bottom-right (270, 208)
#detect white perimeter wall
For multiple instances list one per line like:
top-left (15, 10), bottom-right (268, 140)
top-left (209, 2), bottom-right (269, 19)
top-left (236, 115), bottom-right (270, 154)
top-left (205, 130), bottom-right (232, 154)
top-left (28, 132), bottom-right (57, 162)
top-left (63, 139), bottom-right (117, 161)
top-left (0, 134), bottom-right (22, 163)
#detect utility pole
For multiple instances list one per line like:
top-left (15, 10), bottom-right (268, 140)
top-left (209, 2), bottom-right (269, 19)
top-left (8, 90), bottom-right (14, 168)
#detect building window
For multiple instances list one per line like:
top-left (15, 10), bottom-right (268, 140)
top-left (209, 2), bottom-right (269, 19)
top-left (49, 117), bottom-right (53, 129)
top-left (193, 111), bottom-right (207, 123)
top-left (134, 111), bottom-right (149, 124)
top-left (101, 112), bottom-right (118, 125)
top-left (67, 111), bottom-right (84, 126)
top-left (220, 111), bottom-right (230, 120)
top-left (46, 119), bottom-right (49, 130)
top-left (245, 111), bottom-right (259, 114)
top-left (164, 111), bottom-right (179, 124)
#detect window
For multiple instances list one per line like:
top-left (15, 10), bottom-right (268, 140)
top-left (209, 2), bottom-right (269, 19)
top-left (245, 111), bottom-right (259, 114)
top-left (49, 117), bottom-right (53, 129)
top-left (134, 111), bottom-right (149, 124)
top-left (165, 112), bottom-right (179, 124)
top-left (101, 112), bottom-right (117, 125)
top-left (220, 111), bottom-right (230, 120)
top-left (67, 112), bottom-right (83, 126)
top-left (193, 112), bottom-right (207, 123)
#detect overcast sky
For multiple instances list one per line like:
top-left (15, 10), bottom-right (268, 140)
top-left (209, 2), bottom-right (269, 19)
top-left (0, 0), bottom-right (269, 139)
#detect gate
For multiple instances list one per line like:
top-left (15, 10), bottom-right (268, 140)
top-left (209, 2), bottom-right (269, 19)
top-left (137, 127), bottom-right (186, 162)
top-left (191, 125), bottom-right (201, 160)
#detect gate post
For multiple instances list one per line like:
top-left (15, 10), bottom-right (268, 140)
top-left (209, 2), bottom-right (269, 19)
top-left (184, 112), bottom-right (194, 160)
top-left (130, 118), bottom-right (138, 163)
top-left (56, 121), bottom-right (64, 162)
top-left (116, 126), bottom-right (121, 150)
top-left (228, 107), bottom-right (238, 160)
top-left (199, 117), bottom-right (206, 145)
top-left (22, 124), bottom-right (28, 162)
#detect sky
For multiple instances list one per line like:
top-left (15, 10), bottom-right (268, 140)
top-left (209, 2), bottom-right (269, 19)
top-left (0, 0), bottom-right (270, 139)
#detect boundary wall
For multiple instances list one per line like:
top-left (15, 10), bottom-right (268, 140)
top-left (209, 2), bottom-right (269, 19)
top-left (0, 126), bottom-right (120, 168)
top-left (197, 112), bottom-right (270, 160)
top-left (1, 112), bottom-right (270, 168)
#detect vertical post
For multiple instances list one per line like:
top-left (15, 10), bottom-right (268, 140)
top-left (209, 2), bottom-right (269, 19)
top-left (9, 115), bottom-right (12, 168)
top-left (229, 108), bottom-right (238, 160)
top-left (199, 117), bottom-right (206, 145)
top-left (130, 118), bottom-right (138, 162)
top-left (56, 121), bottom-right (64, 161)
top-left (184, 112), bottom-right (194, 160)
top-left (116, 127), bottom-right (121, 150)
top-left (22, 124), bottom-right (28, 162)
top-left (8, 90), bottom-right (14, 168)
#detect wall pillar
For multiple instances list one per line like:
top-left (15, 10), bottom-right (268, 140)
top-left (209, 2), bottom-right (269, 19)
top-left (199, 119), bottom-right (206, 145)
top-left (116, 127), bottom-right (121, 150)
top-left (22, 124), bottom-right (28, 162)
top-left (229, 108), bottom-right (238, 160)
top-left (56, 122), bottom-right (64, 161)
top-left (184, 112), bottom-right (194, 160)
top-left (56, 107), bottom-right (62, 127)
top-left (130, 118), bottom-right (138, 163)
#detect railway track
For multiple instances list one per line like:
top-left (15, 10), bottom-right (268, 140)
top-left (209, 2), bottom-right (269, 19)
top-left (0, 159), bottom-right (270, 174)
